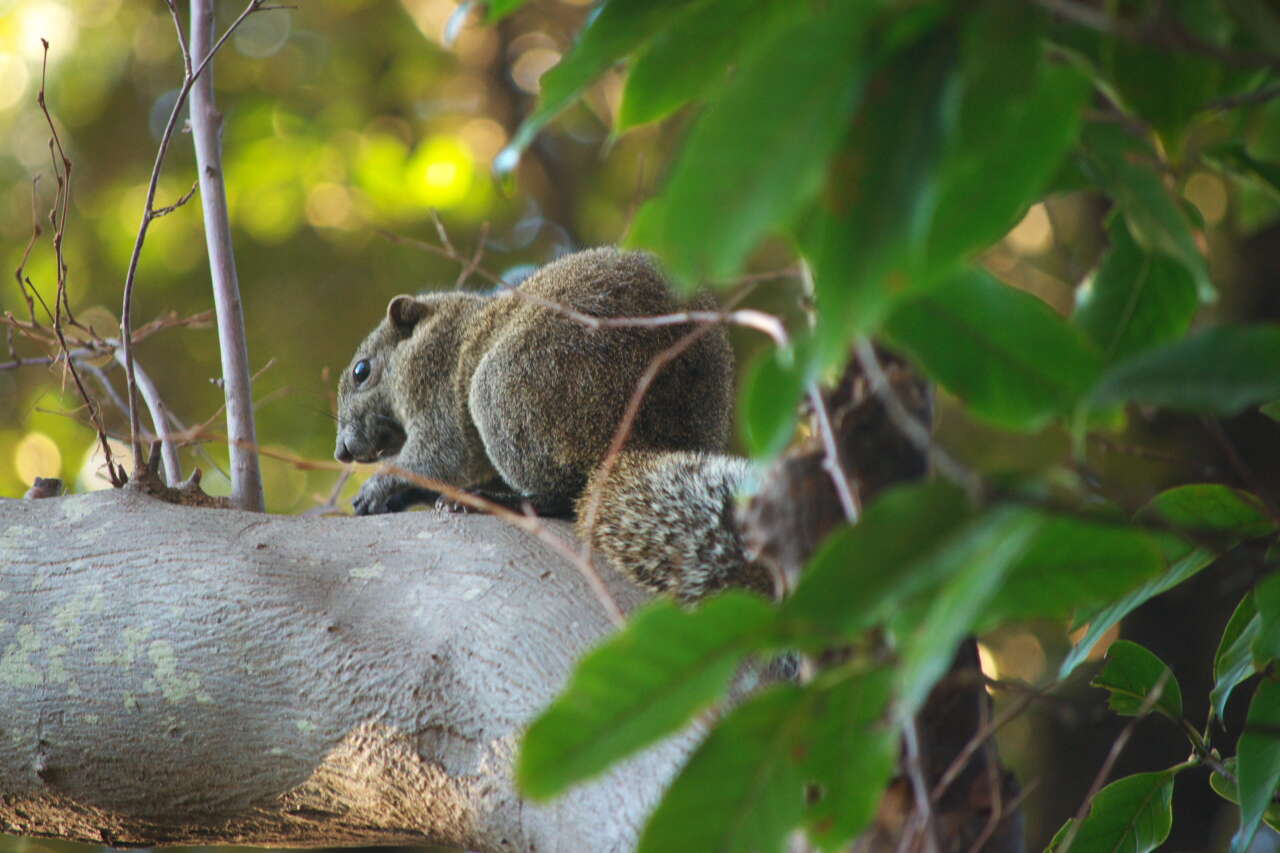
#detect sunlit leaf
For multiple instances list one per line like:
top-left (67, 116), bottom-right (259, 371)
top-left (983, 518), bottom-right (1167, 627)
top-left (629, 3), bottom-right (875, 285)
top-left (1092, 640), bottom-right (1183, 721)
top-left (517, 592), bottom-right (774, 799)
top-left (885, 268), bottom-right (1102, 431)
top-left (1092, 326), bottom-right (1280, 416)
top-left (484, 0), bottom-right (528, 23)
top-left (637, 685), bottom-right (808, 853)
top-left (1231, 679), bottom-right (1280, 853)
top-left (618, 0), bottom-right (793, 130)
top-left (927, 11), bottom-right (1089, 272)
top-left (1046, 770), bottom-right (1176, 853)
top-left (503, 0), bottom-right (699, 161)
top-left (780, 482), bottom-right (972, 643)
top-left (1140, 483), bottom-right (1276, 539)
top-left (1212, 592), bottom-right (1260, 721)
top-left (1073, 218), bottom-right (1199, 364)
top-left (803, 26), bottom-right (956, 358)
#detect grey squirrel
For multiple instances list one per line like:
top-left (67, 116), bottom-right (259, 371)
top-left (334, 247), bottom-right (771, 599)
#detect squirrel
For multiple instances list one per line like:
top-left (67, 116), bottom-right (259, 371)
top-left (334, 247), bottom-right (771, 600)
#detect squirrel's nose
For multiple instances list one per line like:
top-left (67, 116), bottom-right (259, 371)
top-left (335, 440), bottom-right (354, 463)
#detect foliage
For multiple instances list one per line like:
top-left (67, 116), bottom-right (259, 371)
top-left (3, 0), bottom-right (1280, 848)
top-left (494, 0), bottom-right (1280, 849)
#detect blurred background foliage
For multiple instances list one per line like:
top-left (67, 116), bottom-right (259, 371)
top-left (2, 0), bottom-right (1280, 851)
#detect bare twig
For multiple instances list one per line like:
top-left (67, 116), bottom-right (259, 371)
top-left (898, 718), bottom-right (940, 853)
top-left (33, 41), bottom-right (123, 487)
top-left (112, 345), bottom-right (181, 486)
top-left (808, 383), bottom-right (860, 523)
top-left (1202, 416), bottom-right (1280, 522)
top-left (13, 178), bottom-right (41, 326)
top-left (1204, 84), bottom-right (1280, 112)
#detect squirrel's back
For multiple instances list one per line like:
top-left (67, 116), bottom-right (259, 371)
top-left (338, 247), bottom-right (763, 598)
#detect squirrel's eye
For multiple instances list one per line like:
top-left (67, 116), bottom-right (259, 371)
top-left (352, 359), bottom-right (371, 384)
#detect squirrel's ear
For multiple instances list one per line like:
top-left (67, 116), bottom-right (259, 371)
top-left (387, 295), bottom-right (429, 335)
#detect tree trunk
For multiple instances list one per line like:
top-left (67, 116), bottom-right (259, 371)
top-left (0, 487), bottom-right (685, 851)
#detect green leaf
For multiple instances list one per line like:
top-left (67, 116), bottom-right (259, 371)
top-left (1209, 757), bottom-right (1280, 832)
top-left (1079, 122), bottom-right (1213, 300)
top-left (895, 507), bottom-right (1043, 715)
top-left (780, 481), bottom-right (972, 643)
top-left (1231, 679), bottom-right (1280, 853)
top-left (1073, 217), bottom-right (1199, 364)
top-left (1262, 401), bottom-right (1280, 422)
top-left (885, 268), bottom-right (1103, 431)
top-left (803, 668), bottom-right (897, 850)
top-left (802, 26), bottom-right (956, 360)
top-left (502, 0), bottom-right (697, 161)
top-left (1092, 639), bottom-right (1183, 721)
top-left (1092, 326), bottom-right (1280, 416)
top-left (1046, 770), bottom-right (1176, 853)
top-left (739, 345), bottom-right (807, 458)
top-left (618, 0), bottom-right (792, 130)
top-left (1253, 573), bottom-right (1280, 663)
top-left (517, 592), bottom-right (774, 799)
top-left (1108, 41), bottom-right (1221, 144)
top-left (927, 55), bottom-right (1090, 271)
top-left (484, 0), bottom-right (527, 23)
top-left (637, 685), bottom-right (809, 853)
top-left (629, 3), bottom-right (874, 285)
top-left (1141, 483), bottom-right (1276, 539)
top-left (1226, 0), bottom-right (1280, 55)
top-left (983, 518), bottom-right (1167, 627)
top-left (1212, 592), bottom-right (1261, 721)
top-left (1061, 547), bottom-right (1216, 678)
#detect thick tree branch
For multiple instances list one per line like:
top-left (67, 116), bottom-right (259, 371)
top-left (0, 488), bottom-right (684, 852)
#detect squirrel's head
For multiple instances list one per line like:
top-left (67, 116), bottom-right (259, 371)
top-left (333, 295), bottom-right (432, 464)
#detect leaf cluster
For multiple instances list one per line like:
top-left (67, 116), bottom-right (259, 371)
top-left (484, 0), bottom-right (1280, 848)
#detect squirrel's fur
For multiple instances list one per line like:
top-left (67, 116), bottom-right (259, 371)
top-left (335, 247), bottom-right (767, 599)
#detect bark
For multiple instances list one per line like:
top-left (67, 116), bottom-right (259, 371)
top-left (0, 487), bottom-right (684, 851)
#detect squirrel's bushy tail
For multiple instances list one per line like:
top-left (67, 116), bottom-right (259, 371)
top-left (575, 450), bottom-right (772, 601)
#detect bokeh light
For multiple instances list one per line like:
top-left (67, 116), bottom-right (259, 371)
top-left (13, 430), bottom-right (60, 484)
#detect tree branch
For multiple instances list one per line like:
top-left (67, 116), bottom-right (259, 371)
top-left (0, 488), bottom-right (680, 852)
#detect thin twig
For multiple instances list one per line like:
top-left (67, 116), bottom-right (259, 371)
top-left (898, 718), bottom-right (940, 853)
top-left (33, 41), bottom-right (122, 487)
top-left (13, 178), bottom-right (41, 326)
top-left (966, 776), bottom-right (1040, 853)
top-left (1202, 416), bottom-right (1280, 522)
top-left (808, 383), bottom-right (860, 523)
top-left (1054, 670), bottom-right (1170, 853)
top-left (1204, 84), bottom-right (1280, 112)
top-left (112, 345), bottom-right (181, 486)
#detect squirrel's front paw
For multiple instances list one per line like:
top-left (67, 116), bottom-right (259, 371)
top-left (353, 475), bottom-right (436, 515)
